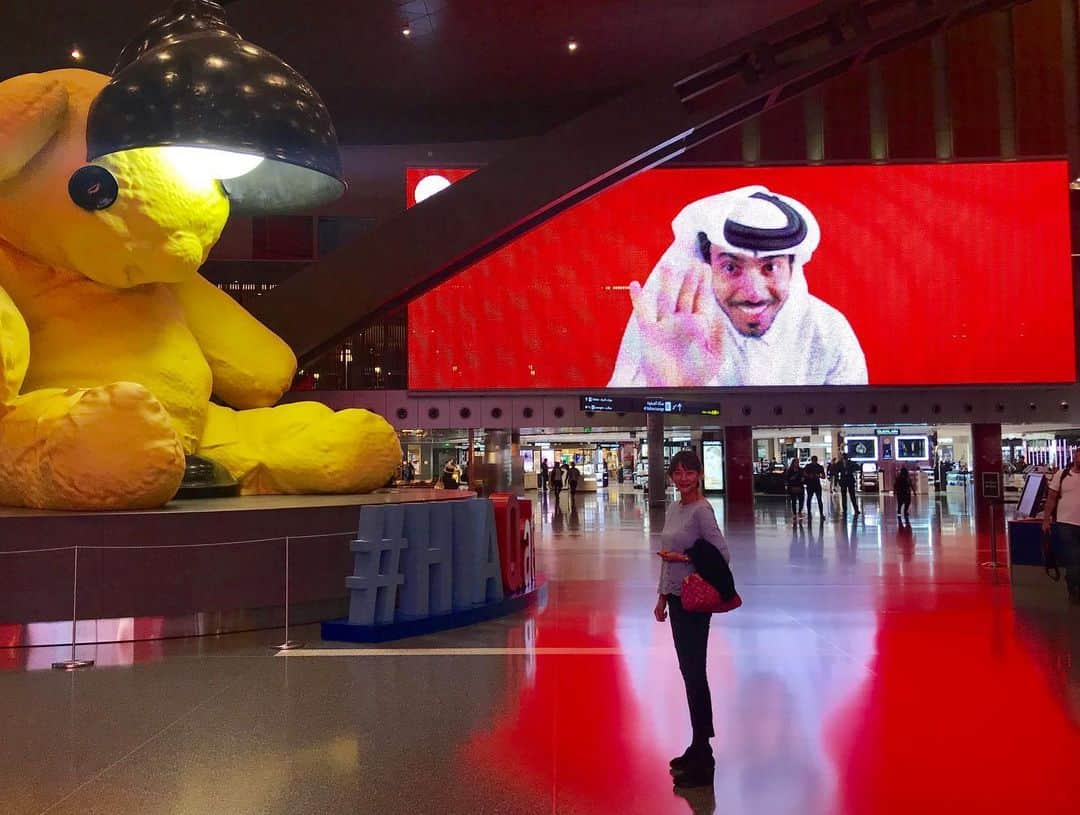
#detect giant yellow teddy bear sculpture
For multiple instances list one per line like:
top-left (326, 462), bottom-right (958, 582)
top-left (0, 69), bottom-right (401, 510)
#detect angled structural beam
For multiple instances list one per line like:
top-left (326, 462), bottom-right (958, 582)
top-left (251, 82), bottom-right (692, 361)
top-left (249, 0), bottom-right (1026, 363)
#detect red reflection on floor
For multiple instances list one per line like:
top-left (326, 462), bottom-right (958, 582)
top-left (463, 600), bottom-right (680, 813)
top-left (464, 577), bottom-right (1080, 813)
top-left (826, 587), bottom-right (1080, 815)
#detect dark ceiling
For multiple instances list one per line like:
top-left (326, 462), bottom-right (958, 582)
top-left (6, 0), bottom-right (817, 143)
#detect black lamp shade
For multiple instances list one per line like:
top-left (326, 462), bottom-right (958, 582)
top-left (86, 0), bottom-right (345, 214)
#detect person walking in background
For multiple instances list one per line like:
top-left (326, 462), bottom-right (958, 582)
top-left (540, 458), bottom-right (549, 493)
top-left (838, 453), bottom-right (860, 516)
top-left (894, 466), bottom-right (914, 522)
top-left (803, 455), bottom-right (825, 519)
top-left (441, 460), bottom-right (458, 490)
top-left (934, 455), bottom-right (948, 492)
top-left (785, 457), bottom-right (805, 520)
top-left (654, 449), bottom-right (731, 788)
top-left (1042, 447), bottom-right (1080, 605)
top-left (550, 461), bottom-right (564, 504)
top-left (568, 462), bottom-right (582, 504)
top-left (826, 458), bottom-right (839, 490)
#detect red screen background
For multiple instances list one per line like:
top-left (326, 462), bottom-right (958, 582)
top-left (407, 162), bottom-right (1075, 389)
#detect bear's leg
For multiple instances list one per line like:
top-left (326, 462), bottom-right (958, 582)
top-left (0, 283), bottom-right (29, 402)
top-left (0, 382), bottom-right (186, 510)
top-left (197, 401), bottom-right (402, 495)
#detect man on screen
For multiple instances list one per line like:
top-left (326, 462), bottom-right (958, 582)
top-left (607, 186), bottom-right (867, 387)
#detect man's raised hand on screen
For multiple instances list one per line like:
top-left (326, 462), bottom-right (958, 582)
top-left (628, 260), bottom-right (724, 387)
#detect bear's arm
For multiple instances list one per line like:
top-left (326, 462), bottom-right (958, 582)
top-left (0, 246), bottom-right (30, 402)
top-left (168, 274), bottom-right (296, 410)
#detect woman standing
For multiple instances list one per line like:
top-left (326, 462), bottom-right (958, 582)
top-left (785, 457), bottom-right (805, 519)
top-left (894, 466), bottom-right (914, 522)
top-left (655, 450), bottom-right (731, 788)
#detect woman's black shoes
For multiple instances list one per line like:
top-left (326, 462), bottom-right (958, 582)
top-left (669, 747), bottom-right (695, 772)
top-left (670, 746), bottom-right (712, 772)
top-left (669, 746), bottom-right (715, 788)
top-left (672, 761), bottom-right (715, 789)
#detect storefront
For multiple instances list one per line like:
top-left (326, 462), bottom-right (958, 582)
top-left (398, 430), bottom-right (479, 484)
top-left (519, 431), bottom-right (712, 492)
top-left (396, 422), bottom-right (1080, 499)
top-left (521, 438), bottom-right (612, 492)
top-left (751, 425), bottom-right (966, 494)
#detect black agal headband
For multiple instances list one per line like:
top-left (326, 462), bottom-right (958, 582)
top-left (697, 192), bottom-right (808, 261)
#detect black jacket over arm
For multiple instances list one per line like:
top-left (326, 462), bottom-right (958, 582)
top-left (686, 539), bottom-right (737, 601)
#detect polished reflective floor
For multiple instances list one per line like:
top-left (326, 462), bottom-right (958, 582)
top-left (2, 486), bottom-right (1079, 814)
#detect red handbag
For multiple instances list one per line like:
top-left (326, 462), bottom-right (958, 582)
top-left (681, 572), bottom-right (742, 613)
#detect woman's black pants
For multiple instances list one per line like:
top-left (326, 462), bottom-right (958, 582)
top-left (788, 491), bottom-right (804, 514)
top-left (666, 594), bottom-right (714, 749)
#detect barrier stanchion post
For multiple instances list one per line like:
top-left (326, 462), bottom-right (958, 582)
top-left (981, 501), bottom-right (1005, 569)
top-left (980, 472), bottom-right (1005, 570)
top-left (274, 536), bottom-right (304, 651)
top-left (52, 546), bottom-right (94, 671)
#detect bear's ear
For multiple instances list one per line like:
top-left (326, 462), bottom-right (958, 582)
top-left (0, 73), bottom-right (70, 183)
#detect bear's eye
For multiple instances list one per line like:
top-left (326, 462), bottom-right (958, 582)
top-left (68, 165), bottom-right (119, 211)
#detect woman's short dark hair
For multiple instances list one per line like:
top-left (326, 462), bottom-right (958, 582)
top-left (668, 449), bottom-right (702, 476)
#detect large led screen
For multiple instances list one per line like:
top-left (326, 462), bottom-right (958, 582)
top-left (407, 162), bottom-right (1075, 389)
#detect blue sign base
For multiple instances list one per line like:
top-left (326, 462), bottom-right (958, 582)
top-left (321, 578), bottom-right (547, 643)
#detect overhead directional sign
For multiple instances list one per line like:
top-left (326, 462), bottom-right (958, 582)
top-left (581, 395), bottom-right (719, 416)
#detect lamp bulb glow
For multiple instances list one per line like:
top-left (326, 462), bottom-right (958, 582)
top-left (162, 146), bottom-right (264, 181)
top-left (414, 174), bottom-right (451, 203)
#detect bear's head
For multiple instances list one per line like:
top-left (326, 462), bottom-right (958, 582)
top-left (0, 69), bottom-right (229, 287)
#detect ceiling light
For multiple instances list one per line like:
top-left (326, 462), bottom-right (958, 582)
top-left (402, 27), bottom-right (411, 37)
top-left (70, 46), bottom-right (84, 61)
top-left (567, 40), bottom-right (578, 52)
top-left (162, 146), bottom-right (264, 181)
top-left (85, 0), bottom-right (345, 214)
top-left (414, 174), bottom-right (451, 203)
